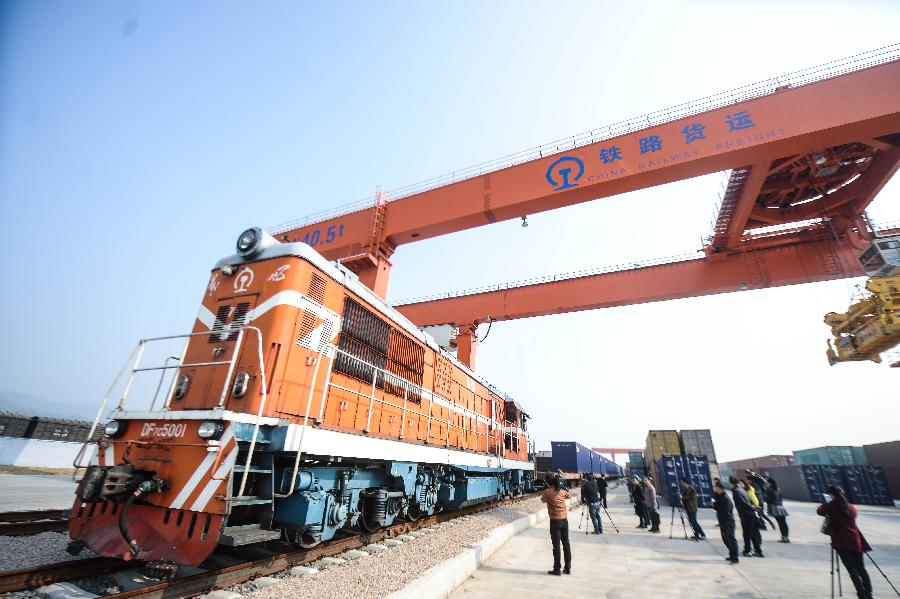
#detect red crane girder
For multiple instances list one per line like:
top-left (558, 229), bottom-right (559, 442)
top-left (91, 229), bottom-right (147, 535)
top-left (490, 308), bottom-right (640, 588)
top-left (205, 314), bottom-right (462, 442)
top-left (271, 49), bottom-right (900, 298)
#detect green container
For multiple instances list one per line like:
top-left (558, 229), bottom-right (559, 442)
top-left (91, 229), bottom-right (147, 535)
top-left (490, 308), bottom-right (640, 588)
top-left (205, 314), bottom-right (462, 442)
top-left (794, 446), bottom-right (861, 466)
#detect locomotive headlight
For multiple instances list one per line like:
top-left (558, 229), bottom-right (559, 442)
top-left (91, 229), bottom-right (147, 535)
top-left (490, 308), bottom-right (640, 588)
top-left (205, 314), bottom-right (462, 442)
top-left (236, 227), bottom-right (262, 257)
top-left (197, 421), bottom-right (224, 440)
top-left (104, 420), bottom-right (126, 438)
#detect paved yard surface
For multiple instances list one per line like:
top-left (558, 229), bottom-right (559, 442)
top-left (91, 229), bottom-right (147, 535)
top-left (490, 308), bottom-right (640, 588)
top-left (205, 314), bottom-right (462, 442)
top-left (450, 485), bottom-right (900, 598)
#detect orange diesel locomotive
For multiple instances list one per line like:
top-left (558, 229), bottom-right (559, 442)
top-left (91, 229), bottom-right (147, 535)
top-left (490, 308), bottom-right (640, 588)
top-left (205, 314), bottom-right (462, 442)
top-left (68, 228), bottom-right (534, 566)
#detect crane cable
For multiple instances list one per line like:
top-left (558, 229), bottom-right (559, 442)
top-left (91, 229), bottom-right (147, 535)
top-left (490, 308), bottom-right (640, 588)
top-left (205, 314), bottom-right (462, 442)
top-left (477, 317), bottom-right (494, 343)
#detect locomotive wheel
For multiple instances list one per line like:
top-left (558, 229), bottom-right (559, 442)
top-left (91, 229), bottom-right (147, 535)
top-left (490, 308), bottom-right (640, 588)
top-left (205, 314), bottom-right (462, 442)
top-left (283, 527), bottom-right (321, 549)
top-left (406, 503), bottom-right (422, 522)
top-left (359, 511), bottom-right (381, 533)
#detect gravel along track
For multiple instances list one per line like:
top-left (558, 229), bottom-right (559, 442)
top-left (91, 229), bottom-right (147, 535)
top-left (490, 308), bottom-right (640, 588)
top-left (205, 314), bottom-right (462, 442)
top-left (237, 496), bottom-right (545, 599)
top-left (0, 531), bottom-right (87, 572)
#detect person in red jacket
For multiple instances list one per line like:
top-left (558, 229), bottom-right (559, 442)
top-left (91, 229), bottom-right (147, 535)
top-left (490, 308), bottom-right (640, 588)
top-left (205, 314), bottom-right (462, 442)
top-left (817, 485), bottom-right (873, 599)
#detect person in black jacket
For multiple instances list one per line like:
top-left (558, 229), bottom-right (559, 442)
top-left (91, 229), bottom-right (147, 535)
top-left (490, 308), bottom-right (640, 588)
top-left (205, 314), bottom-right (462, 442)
top-left (746, 470), bottom-right (776, 531)
top-left (581, 475), bottom-right (603, 534)
top-left (597, 475), bottom-right (609, 509)
top-left (632, 476), bottom-right (647, 528)
top-left (730, 476), bottom-right (763, 557)
top-left (713, 481), bottom-right (739, 563)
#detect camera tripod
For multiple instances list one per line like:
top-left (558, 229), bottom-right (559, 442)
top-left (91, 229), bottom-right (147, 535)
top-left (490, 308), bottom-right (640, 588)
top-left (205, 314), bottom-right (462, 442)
top-left (669, 504), bottom-right (690, 540)
top-left (830, 547), bottom-right (900, 598)
top-left (577, 502), bottom-right (619, 534)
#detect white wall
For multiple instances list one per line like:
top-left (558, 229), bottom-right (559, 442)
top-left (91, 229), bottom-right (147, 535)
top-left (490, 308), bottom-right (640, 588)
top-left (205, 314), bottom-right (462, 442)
top-left (0, 437), bottom-right (84, 468)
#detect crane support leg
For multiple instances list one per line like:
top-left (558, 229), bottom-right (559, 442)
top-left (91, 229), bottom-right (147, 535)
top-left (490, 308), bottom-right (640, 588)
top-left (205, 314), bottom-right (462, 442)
top-left (455, 324), bottom-right (478, 370)
top-left (352, 253), bottom-right (393, 299)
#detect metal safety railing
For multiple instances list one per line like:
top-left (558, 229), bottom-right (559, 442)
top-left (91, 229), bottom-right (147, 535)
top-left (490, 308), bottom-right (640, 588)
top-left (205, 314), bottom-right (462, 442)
top-left (269, 43), bottom-right (900, 235)
top-left (72, 326), bottom-right (268, 490)
top-left (281, 345), bottom-right (514, 497)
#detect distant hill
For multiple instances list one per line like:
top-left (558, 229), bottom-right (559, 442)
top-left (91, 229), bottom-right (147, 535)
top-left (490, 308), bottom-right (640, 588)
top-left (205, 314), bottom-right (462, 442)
top-left (0, 391), bottom-right (97, 421)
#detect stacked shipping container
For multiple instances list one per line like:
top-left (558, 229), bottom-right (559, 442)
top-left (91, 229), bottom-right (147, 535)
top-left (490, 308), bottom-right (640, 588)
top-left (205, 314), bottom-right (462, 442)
top-left (655, 455), bottom-right (714, 508)
top-left (645, 430), bottom-right (681, 482)
top-left (679, 429), bottom-right (717, 462)
top-left (766, 464), bottom-right (893, 505)
top-left (794, 446), bottom-right (867, 466)
top-left (864, 441), bottom-right (900, 499)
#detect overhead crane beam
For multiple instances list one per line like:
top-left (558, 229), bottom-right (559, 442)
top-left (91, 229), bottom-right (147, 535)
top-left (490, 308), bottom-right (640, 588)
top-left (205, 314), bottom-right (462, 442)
top-left (394, 235), bottom-right (867, 366)
top-left (272, 54), bottom-right (900, 297)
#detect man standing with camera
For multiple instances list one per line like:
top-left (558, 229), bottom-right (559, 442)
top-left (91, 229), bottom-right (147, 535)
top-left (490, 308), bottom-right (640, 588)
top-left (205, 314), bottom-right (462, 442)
top-left (643, 475), bottom-right (660, 533)
top-left (680, 477), bottom-right (706, 540)
top-left (541, 473), bottom-right (572, 575)
top-left (597, 474), bottom-right (609, 509)
top-left (581, 474), bottom-right (603, 534)
top-left (730, 476), bottom-right (763, 557)
top-left (713, 481), bottom-right (739, 563)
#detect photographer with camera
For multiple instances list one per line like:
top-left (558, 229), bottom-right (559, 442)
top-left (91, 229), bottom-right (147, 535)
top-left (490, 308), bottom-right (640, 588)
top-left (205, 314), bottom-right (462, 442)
top-left (713, 481), bottom-right (740, 564)
top-left (581, 474), bottom-right (603, 535)
top-left (644, 475), bottom-right (660, 533)
top-left (818, 485), bottom-right (873, 599)
top-left (632, 476), bottom-right (647, 528)
top-left (730, 476), bottom-right (763, 557)
top-left (541, 471), bottom-right (572, 576)
top-left (598, 474), bottom-right (609, 509)
top-left (680, 477), bottom-right (706, 540)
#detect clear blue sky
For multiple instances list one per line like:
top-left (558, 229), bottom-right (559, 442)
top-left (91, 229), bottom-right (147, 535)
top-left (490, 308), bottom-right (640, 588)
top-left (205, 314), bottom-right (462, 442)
top-left (1, 1), bottom-right (898, 462)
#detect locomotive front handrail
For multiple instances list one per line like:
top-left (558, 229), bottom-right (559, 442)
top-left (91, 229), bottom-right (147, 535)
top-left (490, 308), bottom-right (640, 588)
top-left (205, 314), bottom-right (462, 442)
top-left (234, 326), bottom-right (267, 497)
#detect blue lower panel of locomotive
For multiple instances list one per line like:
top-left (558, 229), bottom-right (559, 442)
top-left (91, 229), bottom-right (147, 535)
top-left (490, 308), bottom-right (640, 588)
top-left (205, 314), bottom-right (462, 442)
top-left (268, 458), bottom-right (528, 546)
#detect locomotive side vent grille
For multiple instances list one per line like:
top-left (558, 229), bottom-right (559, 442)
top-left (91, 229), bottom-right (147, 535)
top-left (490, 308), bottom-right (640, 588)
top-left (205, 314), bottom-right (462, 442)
top-left (308, 273), bottom-right (327, 304)
top-left (334, 297), bottom-right (425, 403)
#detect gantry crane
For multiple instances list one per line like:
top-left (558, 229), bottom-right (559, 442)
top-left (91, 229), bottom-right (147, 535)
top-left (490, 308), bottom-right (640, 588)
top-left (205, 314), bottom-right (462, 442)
top-left (270, 44), bottom-right (900, 368)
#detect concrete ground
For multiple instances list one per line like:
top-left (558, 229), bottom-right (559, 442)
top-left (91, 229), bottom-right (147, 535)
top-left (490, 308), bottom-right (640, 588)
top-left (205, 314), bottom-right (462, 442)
top-left (450, 484), bottom-right (900, 599)
top-left (0, 474), bottom-right (77, 510)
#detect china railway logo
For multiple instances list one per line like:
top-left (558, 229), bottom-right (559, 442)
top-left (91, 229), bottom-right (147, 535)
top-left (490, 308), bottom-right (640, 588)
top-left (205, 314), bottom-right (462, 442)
top-left (234, 267), bottom-right (255, 293)
top-left (545, 156), bottom-right (584, 191)
top-left (268, 264), bottom-right (290, 282)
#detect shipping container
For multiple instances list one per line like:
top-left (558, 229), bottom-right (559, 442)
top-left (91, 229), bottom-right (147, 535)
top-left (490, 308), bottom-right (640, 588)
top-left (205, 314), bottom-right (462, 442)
top-left (863, 441), bottom-right (900, 499)
top-left (862, 467), bottom-right (895, 506)
top-left (679, 429), bottom-right (717, 463)
top-left (655, 455), bottom-right (714, 508)
top-left (551, 441), bottom-right (592, 474)
top-left (765, 465), bottom-right (893, 505)
top-left (535, 451), bottom-right (553, 474)
top-left (722, 455), bottom-right (795, 473)
top-left (851, 447), bottom-right (869, 466)
top-left (645, 430), bottom-right (681, 476)
top-left (794, 446), bottom-right (864, 466)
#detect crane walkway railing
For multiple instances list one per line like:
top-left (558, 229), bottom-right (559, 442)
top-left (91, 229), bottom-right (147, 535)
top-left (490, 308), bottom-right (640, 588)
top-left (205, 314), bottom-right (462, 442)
top-left (270, 43), bottom-right (900, 235)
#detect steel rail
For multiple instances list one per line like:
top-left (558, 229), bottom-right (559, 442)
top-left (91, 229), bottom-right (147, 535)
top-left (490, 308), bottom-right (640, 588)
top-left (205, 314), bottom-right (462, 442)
top-left (0, 509), bottom-right (70, 536)
top-left (0, 492), bottom-right (539, 595)
top-left (0, 557), bottom-right (133, 593)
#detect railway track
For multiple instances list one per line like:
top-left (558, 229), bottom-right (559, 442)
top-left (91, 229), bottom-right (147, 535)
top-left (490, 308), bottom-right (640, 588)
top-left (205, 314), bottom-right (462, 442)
top-left (0, 492), bottom-right (540, 597)
top-left (0, 509), bottom-right (69, 536)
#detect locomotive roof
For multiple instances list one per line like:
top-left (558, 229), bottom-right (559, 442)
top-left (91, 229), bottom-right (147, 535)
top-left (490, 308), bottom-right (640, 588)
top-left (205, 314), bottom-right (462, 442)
top-left (214, 241), bottom-right (517, 404)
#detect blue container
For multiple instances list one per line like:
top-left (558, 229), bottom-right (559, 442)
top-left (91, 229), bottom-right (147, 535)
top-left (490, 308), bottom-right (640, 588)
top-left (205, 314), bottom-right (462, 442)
top-left (655, 455), bottom-right (713, 508)
top-left (843, 466), bottom-right (872, 505)
top-left (801, 466), bottom-right (828, 502)
top-left (551, 441), bottom-right (592, 474)
top-left (862, 466), bottom-right (894, 506)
